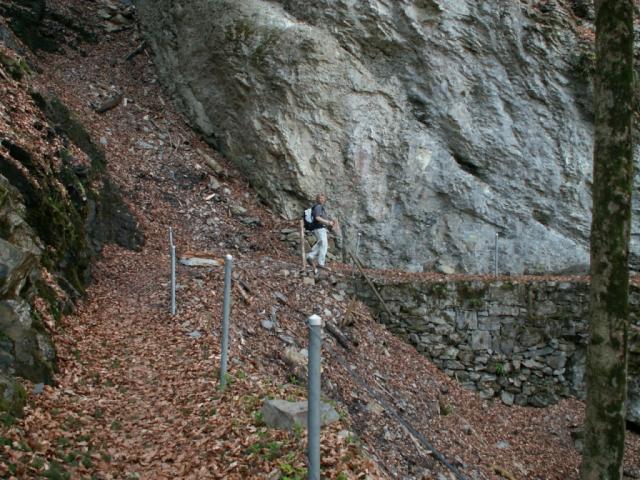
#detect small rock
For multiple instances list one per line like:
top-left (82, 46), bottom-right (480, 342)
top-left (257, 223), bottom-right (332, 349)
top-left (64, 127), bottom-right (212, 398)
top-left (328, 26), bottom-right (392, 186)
top-left (179, 257), bottom-right (221, 267)
top-left (261, 399), bottom-right (339, 430)
top-left (136, 139), bottom-right (154, 150)
top-left (366, 401), bottom-right (385, 415)
top-left (33, 383), bottom-right (45, 394)
top-left (208, 177), bottom-right (221, 190)
top-left (501, 391), bottom-right (515, 406)
top-left (188, 330), bottom-right (203, 339)
top-left (230, 204), bottom-right (247, 216)
top-left (240, 216), bottom-right (261, 226)
top-left (100, 136), bottom-right (108, 145)
top-left (280, 269), bottom-right (290, 277)
top-left (261, 319), bottom-right (275, 330)
top-left (303, 277), bottom-right (315, 285)
top-left (496, 440), bottom-right (510, 450)
top-left (278, 335), bottom-right (295, 345)
top-left (273, 292), bottom-right (287, 304)
top-left (436, 263), bottom-right (456, 274)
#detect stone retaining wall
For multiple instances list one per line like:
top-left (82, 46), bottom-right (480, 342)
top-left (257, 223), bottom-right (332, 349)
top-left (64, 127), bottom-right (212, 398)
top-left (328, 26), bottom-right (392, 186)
top-left (349, 278), bottom-right (640, 422)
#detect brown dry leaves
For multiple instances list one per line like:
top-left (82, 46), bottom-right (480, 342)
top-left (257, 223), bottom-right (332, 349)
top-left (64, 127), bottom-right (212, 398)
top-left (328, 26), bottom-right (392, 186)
top-left (1, 1), bottom-right (639, 479)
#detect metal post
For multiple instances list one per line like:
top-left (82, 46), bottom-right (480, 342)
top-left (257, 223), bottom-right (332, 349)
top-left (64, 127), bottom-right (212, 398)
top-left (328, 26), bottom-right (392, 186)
top-left (169, 227), bottom-right (174, 249)
top-left (351, 232), bottom-right (362, 280)
top-left (300, 219), bottom-right (306, 271)
top-left (170, 244), bottom-right (176, 316)
top-left (219, 254), bottom-right (233, 389)
top-left (307, 314), bottom-right (322, 480)
top-left (494, 232), bottom-right (499, 277)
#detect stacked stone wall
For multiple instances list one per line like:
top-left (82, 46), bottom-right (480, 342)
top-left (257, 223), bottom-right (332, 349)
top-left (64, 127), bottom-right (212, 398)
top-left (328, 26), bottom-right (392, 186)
top-left (349, 279), bottom-right (640, 416)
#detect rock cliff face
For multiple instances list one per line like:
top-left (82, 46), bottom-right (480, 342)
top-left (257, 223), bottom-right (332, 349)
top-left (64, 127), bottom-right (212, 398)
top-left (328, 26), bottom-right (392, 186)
top-left (136, 0), bottom-right (639, 274)
top-left (0, 6), bottom-right (143, 415)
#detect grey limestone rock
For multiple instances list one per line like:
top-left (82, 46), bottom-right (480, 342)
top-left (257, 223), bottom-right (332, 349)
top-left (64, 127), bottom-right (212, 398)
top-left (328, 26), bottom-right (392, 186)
top-left (135, 0), bottom-right (640, 274)
top-left (261, 399), bottom-right (339, 430)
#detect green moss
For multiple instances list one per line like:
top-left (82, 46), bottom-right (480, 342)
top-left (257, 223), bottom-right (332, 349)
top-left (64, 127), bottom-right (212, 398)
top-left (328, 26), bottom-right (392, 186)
top-left (571, 45), bottom-right (596, 77)
top-left (35, 279), bottom-right (63, 323)
top-left (0, 51), bottom-right (31, 81)
top-left (456, 282), bottom-right (487, 308)
top-left (0, 380), bottom-right (27, 418)
top-left (428, 282), bottom-right (448, 299)
top-left (30, 93), bottom-right (106, 172)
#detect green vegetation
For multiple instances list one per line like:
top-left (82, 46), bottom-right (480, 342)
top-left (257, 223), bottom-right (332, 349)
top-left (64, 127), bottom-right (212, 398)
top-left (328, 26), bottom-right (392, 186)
top-left (0, 50), bottom-right (31, 80)
top-left (456, 282), bottom-right (487, 308)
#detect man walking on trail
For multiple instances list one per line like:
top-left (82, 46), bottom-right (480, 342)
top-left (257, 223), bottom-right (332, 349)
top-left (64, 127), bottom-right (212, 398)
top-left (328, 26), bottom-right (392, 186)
top-left (306, 194), bottom-right (337, 273)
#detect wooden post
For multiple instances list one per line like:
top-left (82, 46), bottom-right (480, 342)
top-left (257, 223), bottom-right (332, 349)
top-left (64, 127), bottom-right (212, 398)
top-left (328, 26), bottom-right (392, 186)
top-left (348, 248), bottom-right (395, 321)
top-left (300, 219), bottom-right (306, 270)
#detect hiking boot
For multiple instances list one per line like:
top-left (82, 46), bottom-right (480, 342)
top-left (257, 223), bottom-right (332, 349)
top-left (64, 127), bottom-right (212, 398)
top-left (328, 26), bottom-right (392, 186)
top-left (306, 257), bottom-right (317, 274)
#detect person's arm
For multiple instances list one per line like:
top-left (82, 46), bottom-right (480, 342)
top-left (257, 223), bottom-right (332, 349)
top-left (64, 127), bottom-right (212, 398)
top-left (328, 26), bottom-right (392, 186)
top-left (313, 206), bottom-right (335, 228)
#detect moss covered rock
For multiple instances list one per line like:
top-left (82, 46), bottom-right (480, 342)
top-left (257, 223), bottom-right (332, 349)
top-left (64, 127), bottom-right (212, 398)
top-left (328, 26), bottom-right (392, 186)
top-left (0, 373), bottom-right (26, 418)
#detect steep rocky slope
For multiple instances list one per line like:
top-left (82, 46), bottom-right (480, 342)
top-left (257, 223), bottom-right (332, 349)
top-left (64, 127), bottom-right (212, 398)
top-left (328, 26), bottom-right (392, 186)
top-left (0, 5), bottom-right (142, 417)
top-left (135, 0), bottom-right (640, 275)
top-left (0, 1), bottom-right (639, 479)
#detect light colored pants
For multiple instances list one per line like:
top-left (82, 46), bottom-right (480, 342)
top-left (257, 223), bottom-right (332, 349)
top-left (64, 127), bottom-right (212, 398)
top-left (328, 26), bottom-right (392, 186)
top-left (307, 228), bottom-right (328, 266)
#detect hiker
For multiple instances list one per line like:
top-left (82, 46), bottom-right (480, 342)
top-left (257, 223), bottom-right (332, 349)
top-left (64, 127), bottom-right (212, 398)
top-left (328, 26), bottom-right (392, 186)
top-left (306, 194), bottom-right (337, 273)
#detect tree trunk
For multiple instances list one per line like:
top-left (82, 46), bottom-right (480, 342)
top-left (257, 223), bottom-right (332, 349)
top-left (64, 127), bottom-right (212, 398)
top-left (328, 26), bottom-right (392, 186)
top-left (580, 1), bottom-right (634, 479)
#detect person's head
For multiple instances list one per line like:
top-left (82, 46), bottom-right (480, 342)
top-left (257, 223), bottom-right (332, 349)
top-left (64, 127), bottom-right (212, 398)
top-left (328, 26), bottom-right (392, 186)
top-left (316, 194), bottom-right (326, 205)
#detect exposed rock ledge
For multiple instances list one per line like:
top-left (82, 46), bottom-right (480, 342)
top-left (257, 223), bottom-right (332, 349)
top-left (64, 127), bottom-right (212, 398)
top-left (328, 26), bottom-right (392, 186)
top-left (137, 0), bottom-right (640, 274)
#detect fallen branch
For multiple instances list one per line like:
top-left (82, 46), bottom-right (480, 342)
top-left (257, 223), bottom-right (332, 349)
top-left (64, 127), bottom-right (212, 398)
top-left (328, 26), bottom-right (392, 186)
top-left (491, 465), bottom-right (516, 480)
top-left (235, 282), bottom-right (251, 305)
top-left (124, 41), bottom-right (146, 61)
top-left (95, 93), bottom-right (123, 114)
top-left (347, 248), bottom-right (395, 321)
top-left (325, 321), bottom-right (350, 350)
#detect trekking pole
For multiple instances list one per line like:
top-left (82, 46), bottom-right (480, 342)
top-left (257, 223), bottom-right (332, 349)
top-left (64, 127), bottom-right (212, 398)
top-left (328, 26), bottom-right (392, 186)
top-left (169, 227), bottom-right (176, 316)
top-left (352, 232), bottom-right (362, 279)
top-left (307, 314), bottom-right (322, 480)
top-left (219, 254), bottom-right (233, 390)
top-left (494, 232), bottom-right (499, 277)
top-left (300, 219), bottom-right (306, 271)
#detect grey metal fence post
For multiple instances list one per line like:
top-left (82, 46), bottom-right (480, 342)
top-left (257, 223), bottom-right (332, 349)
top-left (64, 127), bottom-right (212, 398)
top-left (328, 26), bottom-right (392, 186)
top-left (170, 244), bottom-right (176, 316)
top-left (494, 232), bottom-right (499, 277)
top-left (307, 314), bottom-right (322, 480)
top-left (219, 254), bottom-right (233, 390)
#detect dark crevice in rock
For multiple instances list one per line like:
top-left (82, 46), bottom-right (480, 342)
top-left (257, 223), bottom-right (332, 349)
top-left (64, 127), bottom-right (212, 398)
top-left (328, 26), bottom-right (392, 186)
top-left (452, 153), bottom-right (483, 179)
top-left (532, 208), bottom-right (551, 227)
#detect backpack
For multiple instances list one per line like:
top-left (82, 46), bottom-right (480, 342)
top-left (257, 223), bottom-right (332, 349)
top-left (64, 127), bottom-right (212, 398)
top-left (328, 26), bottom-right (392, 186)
top-left (303, 205), bottom-right (316, 231)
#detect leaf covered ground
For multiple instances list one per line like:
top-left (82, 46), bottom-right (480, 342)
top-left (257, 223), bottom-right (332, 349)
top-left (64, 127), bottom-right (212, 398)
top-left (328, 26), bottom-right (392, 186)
top-left (1, 1), bottom-right (639, 479)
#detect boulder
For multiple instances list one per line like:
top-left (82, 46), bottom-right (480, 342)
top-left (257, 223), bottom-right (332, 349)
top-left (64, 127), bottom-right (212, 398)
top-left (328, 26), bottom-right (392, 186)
top-left (261, 399), bottom-right (339, 430)
top-left (0, 372), bottom-right (26, 417)
top-left (0, 300), bottom-right (55, 384)
top-left (0, 238), bottom-right (36, 299)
